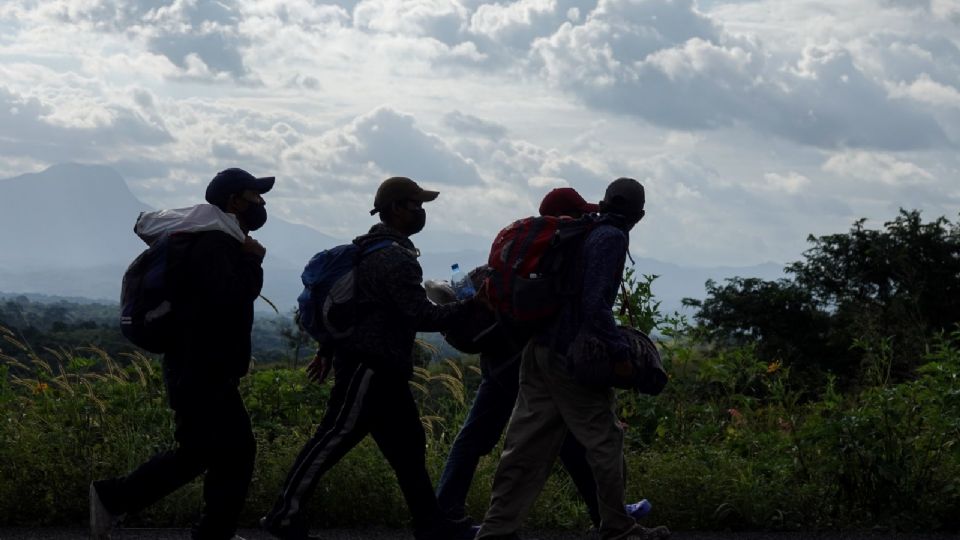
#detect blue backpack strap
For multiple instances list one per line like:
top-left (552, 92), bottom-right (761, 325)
top-left (361, 239), bottom-right (395, 256)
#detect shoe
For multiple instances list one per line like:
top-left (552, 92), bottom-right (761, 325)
top-left (259, 516), bottom-right (319, 540)
top-left (89, 481), bottom-right (123, 540)
top-left (624, 524), bottom-right (670, 540)
top-left (626, 499), bottom-right (652, 520)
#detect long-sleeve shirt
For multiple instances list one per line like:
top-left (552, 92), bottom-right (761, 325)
top-left (336, 223), bottom-right (471, 379)
top-left (538, 219), bottom-right (632, 373)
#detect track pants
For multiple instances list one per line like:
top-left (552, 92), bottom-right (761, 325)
top-left (263, 360), bottom-right (445, 537)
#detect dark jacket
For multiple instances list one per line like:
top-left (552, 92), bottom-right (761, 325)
top-left (537, 216), bottom-right (632, 374)
top-left (163, 230), bottom-right (264, 401)
top-left (336, 223), bottom-right (470, 379)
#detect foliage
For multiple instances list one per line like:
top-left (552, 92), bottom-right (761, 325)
top-left (2, 210), bottom-right (960, 532)
top-left (687, 210), bottom-right (960, 389)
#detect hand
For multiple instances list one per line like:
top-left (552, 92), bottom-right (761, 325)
top-left (306, 350), bottom-right (332, 384)
top-left (242, 236), bottom-right (266, 258)
top-left (472, 279), bottom-right (494, 311)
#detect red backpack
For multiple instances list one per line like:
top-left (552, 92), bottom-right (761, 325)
top-left (483, 214), bottom-right (597, 325)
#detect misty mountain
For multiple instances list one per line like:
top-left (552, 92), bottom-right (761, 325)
top-left (0, 163), bottom-right (785, 313)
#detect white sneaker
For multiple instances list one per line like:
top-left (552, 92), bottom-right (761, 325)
top-left (89, 482), bottom-right (122, 539)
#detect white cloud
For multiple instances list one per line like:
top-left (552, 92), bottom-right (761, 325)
top-left (760, 172), bottom-right (811, 195)
top-left (0, 0), bottom-right (958, 272)
top-left (890, 73), bottom-right (960, 109)
top-left (530, 0), bottom-right (950, 150)
top-left (822, 151), bottom-right (936, 186)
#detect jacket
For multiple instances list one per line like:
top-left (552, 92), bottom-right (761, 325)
top-left (163, 229), bottom-right (263, 400)
top-left (335, 223), bottom-right (469, 379)
top-left (537, 215), bottom-right (632, 374)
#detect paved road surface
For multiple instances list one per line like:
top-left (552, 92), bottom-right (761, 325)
top-left (0, 529), bottom-right (955, 540)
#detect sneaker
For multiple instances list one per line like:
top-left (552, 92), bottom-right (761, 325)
top-left (624, 524), bottom-right (670, 540)
top-left (259, 516), bottom-right (319, 540)
top-left (89, 481), bottom-right (123, 540)
top-left (626, 499), bottom-right (652, 520)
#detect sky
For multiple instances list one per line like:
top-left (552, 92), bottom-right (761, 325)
top-left (0, 0), bottom-right (958, 268)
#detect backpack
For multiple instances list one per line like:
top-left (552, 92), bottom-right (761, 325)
top-left (426, 265), bottom-right (514, 356)
top-left (120, 205), bottom-right (244, 353)
top-left (482, 214), bottom-right (597, 326)
top-left (120, 233), bottom-right (192, 353)
top-left (297, 240), bottom-right (394, 346)
top-left (568, 326), bottom-right (668, 395)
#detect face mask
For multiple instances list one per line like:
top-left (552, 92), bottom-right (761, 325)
top-left (240, 202), bottom-right (268, 231)
top-left (408, 208), bottom-right (426, 235)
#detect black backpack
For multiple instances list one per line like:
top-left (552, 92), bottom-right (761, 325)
top-left (568, 325), bottom-right (668, 395)
top-left (120, 233), bottom-right (193, 353)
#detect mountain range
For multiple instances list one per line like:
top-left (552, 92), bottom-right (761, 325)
top-left (0, 163), bottom-right (785, 314)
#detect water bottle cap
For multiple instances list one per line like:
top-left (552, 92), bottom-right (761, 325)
top-left (451, 263), bottom-right (460, 271)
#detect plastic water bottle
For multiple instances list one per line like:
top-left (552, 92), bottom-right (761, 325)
top-left (450, 263), bottom-right (476, 300)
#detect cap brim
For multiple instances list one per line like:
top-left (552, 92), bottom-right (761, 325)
top-left (411, 189), bottom-right (439, 202)
top-left (582, 202), bottom-right (600, 212)
top-left (253, 176), bottom-right (275, 194)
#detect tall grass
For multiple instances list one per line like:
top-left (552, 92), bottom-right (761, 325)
top-left (2, 324), bottom-right (959, 531)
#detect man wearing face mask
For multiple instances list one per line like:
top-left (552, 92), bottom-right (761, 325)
top-left (90, 168), bottom-right (272, 540)
top-left (261, 177), bottom-right (476, 540)
top-left (476, 178), bottom-right (670, 540)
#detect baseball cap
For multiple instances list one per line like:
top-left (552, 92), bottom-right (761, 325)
top-left (538, 187), bottom-right (600, 217)
top-left (370, 177), bottom-right (439, 215)
top-left (205, 168), bottom-right (275, 208)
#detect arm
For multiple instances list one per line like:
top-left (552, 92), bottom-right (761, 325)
top-left (580, 228), bottom-right (631, 361)
top-left (382, 249), bottom-right (470, 332)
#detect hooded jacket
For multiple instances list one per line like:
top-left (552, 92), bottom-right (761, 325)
top-left (335, 223), bottom-right (469, 379)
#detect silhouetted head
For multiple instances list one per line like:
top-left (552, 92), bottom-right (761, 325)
top-left (205, 168), bottom-right (274, 233)
top-left (370, 176), bottom-right (439, 237)
top-left (539, 187), bottom-right (599, 218)
top-left (599, 177), bottom-right (645, 230)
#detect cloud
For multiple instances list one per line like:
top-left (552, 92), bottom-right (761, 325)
top-left (279, 106), bottom-right (486, 194)
top-left (353, 0), bottom-right (468, 44)
top-left (890, 73), bottom-right (960, 109)
top-left (822, 151), bottom-right (935, 186)
top-left (0, 85), bottom-right (173, 162)
top-left (14, 0), bottom-right (254, 82)
top-left (529, 0), bottom-right (950, 150)
top-left (442, 110), bottom-right (508, 139)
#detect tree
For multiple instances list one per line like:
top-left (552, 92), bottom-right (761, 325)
top-left (690, 210), bottom-right (960, 389)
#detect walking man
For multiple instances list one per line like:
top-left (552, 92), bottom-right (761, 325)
top-left (261, 177), bottom-right (476, 540)
top-left (436, 187), bottom-right (650, 530)
top-left (476, 178), bottom-right (670, 540)
top-left (91, 168), bottom-right (274, 540)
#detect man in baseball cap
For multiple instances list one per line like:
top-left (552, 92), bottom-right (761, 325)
top-left (370, 176), bottom-right (439, 215)
top-left (206, 168), bottom-right (275, 207)
top-left (538, 187), bottom-right (599, 218)
top-left (204, 168), bottom-right (275, 234)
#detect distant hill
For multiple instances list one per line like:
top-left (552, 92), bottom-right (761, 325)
top-left (0, 163), bottom-right (785, 312)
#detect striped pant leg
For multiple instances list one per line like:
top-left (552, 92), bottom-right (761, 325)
top-left (266, 363), bottom-right (375, 531)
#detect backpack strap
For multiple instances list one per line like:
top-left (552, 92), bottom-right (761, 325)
top-left (361, 239), bottom-right (396, 256)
